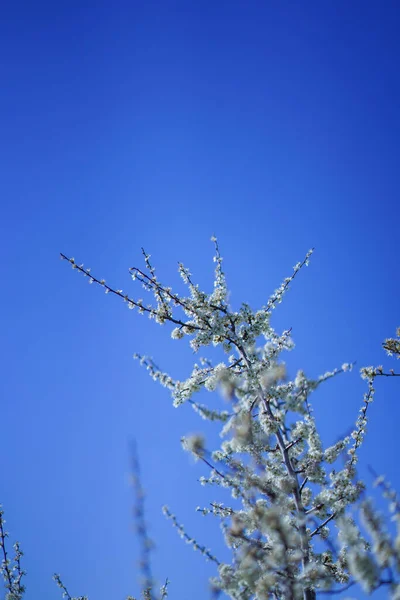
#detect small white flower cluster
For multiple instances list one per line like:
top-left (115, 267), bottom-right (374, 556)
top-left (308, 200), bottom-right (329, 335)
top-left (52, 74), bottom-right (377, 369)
top-left (181, 434), bottom-right (205, 459)
top-left (133, 354), bottom-right (175, 390)
top-left (383, 328), bottom-right (400, 359)
top-left (338, 515), bottom-right (380, 593)
top-left (324, 437), bottom-right (350, 464)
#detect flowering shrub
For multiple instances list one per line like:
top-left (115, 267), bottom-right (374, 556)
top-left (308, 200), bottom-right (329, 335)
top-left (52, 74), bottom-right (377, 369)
top-left (1, 240), bottom-right (399, 599)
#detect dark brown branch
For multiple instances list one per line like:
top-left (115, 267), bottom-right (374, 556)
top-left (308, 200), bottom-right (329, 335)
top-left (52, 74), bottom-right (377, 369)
top-left (0, 509), bottom-right (14, 592)
top-left (60, 254), bottom-right (204, 332)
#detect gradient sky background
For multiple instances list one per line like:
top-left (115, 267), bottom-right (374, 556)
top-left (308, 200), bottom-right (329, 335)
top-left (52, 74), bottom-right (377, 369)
top-left (1, 2), bottom-right (399, 599)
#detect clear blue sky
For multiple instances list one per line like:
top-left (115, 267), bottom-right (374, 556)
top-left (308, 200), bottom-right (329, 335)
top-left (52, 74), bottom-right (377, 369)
top-left (1, 2), bottom-right (399, 599)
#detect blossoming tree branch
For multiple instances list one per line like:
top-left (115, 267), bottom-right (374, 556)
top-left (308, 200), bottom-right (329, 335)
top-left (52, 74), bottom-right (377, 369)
top-left (1, 240), bottom-right (399, 600)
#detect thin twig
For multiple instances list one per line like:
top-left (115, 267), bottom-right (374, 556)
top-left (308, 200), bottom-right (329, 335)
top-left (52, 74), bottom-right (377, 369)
top-left (60, 254), bottom-right (203, 332)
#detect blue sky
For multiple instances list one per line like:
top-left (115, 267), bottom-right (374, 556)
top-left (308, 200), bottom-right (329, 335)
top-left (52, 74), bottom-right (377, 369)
top-left (1, 1), bottom-right (399, 598)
